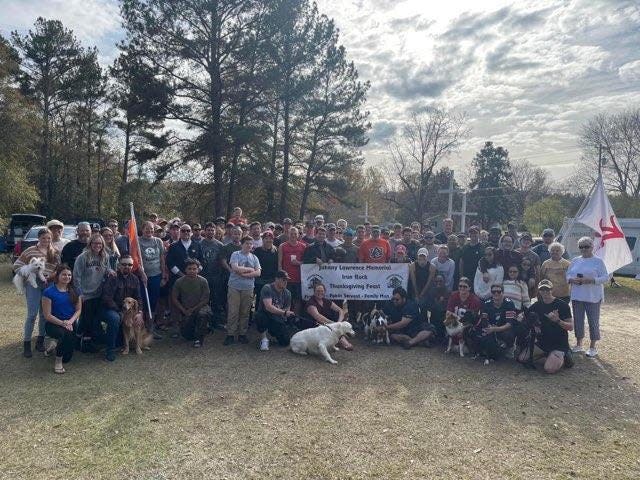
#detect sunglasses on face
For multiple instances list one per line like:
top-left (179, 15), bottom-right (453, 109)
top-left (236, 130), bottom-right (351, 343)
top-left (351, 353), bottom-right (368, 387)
top-left (579, 245), bottom-right (591, 249)
top-left (120, 263), bottom-right (134, 267)
top-left (539, 287), bottom-right (551, 292)
top-left (181, 229), bottom-right (191, 233)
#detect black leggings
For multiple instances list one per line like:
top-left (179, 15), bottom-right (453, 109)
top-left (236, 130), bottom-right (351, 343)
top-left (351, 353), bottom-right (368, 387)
top-left (45, 322), bottom-right (75, 363)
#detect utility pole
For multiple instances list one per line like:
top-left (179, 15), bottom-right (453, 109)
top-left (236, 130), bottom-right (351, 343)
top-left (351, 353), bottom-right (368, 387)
top-left (358, 200), bottom-right (369, 224)
top-left (452, 191), bottom-right (477, 232)
top-left (598, 143), bottom-right (603, 177)
top-left (438, 170), bottom-right (463, 219)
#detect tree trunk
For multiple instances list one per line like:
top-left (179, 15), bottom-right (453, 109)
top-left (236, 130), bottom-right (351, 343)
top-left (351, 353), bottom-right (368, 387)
top-left (122, 116), bottom-right (131, 184)
top-left (279, 95), bottom-right (291, 218)
top-left (209, 6), bottom-right (224, 217)
top-left (265, 100), bottom-right (280, 218)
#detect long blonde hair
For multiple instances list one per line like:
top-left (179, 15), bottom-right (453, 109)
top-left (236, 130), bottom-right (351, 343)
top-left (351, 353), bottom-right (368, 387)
top-left (100, 227), bottom-right (121, 257)
top-left (84, 233), bottom-right (109, 261)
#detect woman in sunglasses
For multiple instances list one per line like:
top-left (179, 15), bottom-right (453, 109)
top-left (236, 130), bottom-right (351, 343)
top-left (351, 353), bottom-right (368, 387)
top-left (446, 277), bottom-right (482, 319)
top-left (477, 284), bottom-right (518, 360)
top-left (566, 237), bottom-right (609, 358)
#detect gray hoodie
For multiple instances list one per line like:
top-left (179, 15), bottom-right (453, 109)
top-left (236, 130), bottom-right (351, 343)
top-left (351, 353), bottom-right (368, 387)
top-left (73, 250), bottom-right (111, 299)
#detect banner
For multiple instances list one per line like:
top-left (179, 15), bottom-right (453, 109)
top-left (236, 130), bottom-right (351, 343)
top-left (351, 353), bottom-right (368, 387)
top-left (300, 263), bottom-right (409, 301)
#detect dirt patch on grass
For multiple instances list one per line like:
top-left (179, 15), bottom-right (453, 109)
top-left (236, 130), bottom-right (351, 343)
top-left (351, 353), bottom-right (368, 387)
top-left (0, 262), bottom-right (639, 479)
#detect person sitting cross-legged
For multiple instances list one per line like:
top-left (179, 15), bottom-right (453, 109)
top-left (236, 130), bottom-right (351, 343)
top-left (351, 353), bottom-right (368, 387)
top-left (383, 287), bottom-right (436, 349)
top-left (101, 255), bottom-right (144, 362)
top-left (171, 258), bottom-right (211, 348)
top-left (255, 270), bottom-right (297, 351)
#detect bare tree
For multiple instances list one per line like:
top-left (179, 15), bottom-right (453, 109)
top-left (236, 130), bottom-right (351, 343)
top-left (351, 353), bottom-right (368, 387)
top-left (509, 158), bottom-right (551, 218)
top-left (384, 107), bottom-right (469, 222)
top-left (580, 108), bottom-right (640, 198)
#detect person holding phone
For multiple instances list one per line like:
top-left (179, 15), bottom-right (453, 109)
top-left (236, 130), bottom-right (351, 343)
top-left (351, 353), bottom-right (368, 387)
top-left (566, 237), bottom-right (609, 357)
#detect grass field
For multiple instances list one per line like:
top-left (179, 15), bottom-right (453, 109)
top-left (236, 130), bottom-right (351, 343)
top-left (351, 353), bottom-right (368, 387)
top-left (1, 262), bottom-right (639, 479)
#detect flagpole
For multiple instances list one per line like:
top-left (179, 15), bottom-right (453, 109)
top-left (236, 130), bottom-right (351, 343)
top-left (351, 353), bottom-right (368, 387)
top-left (130, 202), bottom-right (154, 324)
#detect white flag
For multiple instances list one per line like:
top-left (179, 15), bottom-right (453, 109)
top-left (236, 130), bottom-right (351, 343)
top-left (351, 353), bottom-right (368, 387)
top-left (575, 176), bottom-right (633, 273)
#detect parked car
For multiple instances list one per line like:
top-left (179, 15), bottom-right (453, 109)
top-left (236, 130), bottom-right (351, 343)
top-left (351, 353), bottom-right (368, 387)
top-left (6, 214), bottom-right (46, 251)
top-left (12, 225), bottom-right (77, 263)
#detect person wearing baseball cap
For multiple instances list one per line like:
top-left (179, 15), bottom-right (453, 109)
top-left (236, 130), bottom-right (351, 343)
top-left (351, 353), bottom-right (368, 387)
top-left (325, 223), bottom-right (343, 249)
top-left (340, 228), bottom-right (359, 263)
top-left (533, 228), bottom-right (562, 263)
top-left (313, 214), bottom-right (325, 227)
top-left (46, 220), bottom-right (69, 252)
top-left (521, 278), bottom-right (574, 372)
top-left (255, 270), bottom-right (295, 351)
top-left (253, 230), bottom-right (278, 303)
top-left (409, 247), bottom-right (437, 304)
top-left (459, 226), bottom-right (484, 288)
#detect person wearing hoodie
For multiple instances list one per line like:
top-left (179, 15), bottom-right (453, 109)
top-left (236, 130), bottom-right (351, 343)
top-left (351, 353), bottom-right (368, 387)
top-left (73, 233), bottom-right (114, 351)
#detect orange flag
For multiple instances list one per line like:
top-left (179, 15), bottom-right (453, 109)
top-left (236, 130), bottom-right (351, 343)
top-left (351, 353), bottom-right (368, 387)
top-left (128, 206), bottom-right (143, 272)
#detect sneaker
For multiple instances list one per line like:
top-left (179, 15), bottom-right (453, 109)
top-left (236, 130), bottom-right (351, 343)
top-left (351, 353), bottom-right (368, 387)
top-left (193, 340), bottom-right (201, 348)
top-left (260, 337), bottom-right (270, 351)
top-left (223, 335), bottom-right (235, 346)
top-left (238, 335), bottom-right (249, 344)
top-left (105, 350), bottom-right (116, 362)
top-left (571, 345), bottom-right (585, 353)
top-left (586, 348), bottom-right (598, 358)
top-left (564, 350), bottom-right (575, 368)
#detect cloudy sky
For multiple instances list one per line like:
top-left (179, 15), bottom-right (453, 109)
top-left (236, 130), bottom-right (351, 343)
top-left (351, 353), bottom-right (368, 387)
top-left (2, 0), bottom-right (640, 184)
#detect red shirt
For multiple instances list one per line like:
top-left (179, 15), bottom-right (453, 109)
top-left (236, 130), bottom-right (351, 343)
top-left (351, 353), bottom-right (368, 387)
top-left (358, 238), bottom-right (391, 263)
top-left (280, 241), bottom-right (307, 283)
top-left (446, 291), bottom-right (482, 317)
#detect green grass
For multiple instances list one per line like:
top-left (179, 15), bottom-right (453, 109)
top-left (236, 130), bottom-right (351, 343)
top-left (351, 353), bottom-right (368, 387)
top-left (1, 262), bottom-right (639, 479)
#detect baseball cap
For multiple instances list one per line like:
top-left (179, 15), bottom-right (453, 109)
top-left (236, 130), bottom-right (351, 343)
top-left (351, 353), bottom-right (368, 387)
top-left (91, 223), bottom-right (100, 230)
top-left (158, 218), bottom-right (168, 226)
top-left (326, 223), bottom-right (336, 230)
top-left (538, 279), bottom-right (553, 290)
top-left (417, 248), bottom-right (428, 257)
top-left (520, 232), bottom-right (533, 241)
top-left (283, 218), bottom-right (293, 225)
top-left (371, 225), bottom-right (381, 231)
top-left (47, 219), bottom-right (64, 228)
top-left (468, 226), bottom-right (479, 234)
top-left (343, 228), bottom-right (355, 237)
top-left (314, 214), bottom-right (324, 222)
top-left (542, 228), bottom-right (555, 237)
top-left (275, 270), bottom-right (290, 280)
top-left (214, 216), bottom-right (226, 224)
top-left (169, 222), bottom-right (180, 229)
top-left (262, 230), bottom-right (274, 238)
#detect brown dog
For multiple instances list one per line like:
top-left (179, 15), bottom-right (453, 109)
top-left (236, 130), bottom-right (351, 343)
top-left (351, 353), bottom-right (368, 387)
top-left (121, 297), bottom-right (152, 355)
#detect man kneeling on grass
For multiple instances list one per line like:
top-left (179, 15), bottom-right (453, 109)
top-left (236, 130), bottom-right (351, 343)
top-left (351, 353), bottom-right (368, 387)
top-left (517, 279), bottom-right (574, 374)
top-left (255, 270), bottom-right (297, 351)
top-left (172, 258), bottom-right (211, 348)
top-left (383, 286), bottom-right (436, 349)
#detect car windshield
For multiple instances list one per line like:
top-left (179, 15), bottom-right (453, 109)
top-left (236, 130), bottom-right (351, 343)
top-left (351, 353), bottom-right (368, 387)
top-left (24, 226), bottom-right (77, 241)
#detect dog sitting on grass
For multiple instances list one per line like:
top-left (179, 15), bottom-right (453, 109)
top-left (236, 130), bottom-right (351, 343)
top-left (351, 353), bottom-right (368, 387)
top-left (121, 297), bottom-right (152, 355)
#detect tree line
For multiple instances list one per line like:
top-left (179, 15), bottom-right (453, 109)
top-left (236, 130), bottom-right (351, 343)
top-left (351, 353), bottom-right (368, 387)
top-left (1, 1), bottom-right (638, 229)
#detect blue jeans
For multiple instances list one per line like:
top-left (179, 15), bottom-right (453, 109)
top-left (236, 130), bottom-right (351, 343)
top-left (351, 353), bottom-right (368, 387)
top-left (24, 283), bottom-right (45, 341)
top-left (102, 309), bottom-right (122, 352)
top-left (145, 274), bottom-right (162, 314)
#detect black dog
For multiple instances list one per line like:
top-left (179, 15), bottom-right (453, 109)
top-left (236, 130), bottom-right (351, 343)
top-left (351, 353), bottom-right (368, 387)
top-left (514, 307), bottom-right (542, 369)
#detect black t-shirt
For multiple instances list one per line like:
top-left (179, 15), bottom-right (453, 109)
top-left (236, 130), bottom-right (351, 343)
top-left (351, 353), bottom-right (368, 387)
top-left (530, 298), bottom-right (571, 352)
top-left (481, 298), bottom-right (517, 327)
top-left (461, 242), bottom-right (485, 279)
top-left (258, 283), bottom-right (291, 314)
top-left (383, 299), bottom-right (422, 334)
top-left (61, 240), bottom-right (87, 270)
top-left (254, 246), bottom-right (279, 283)
top-left (301, 235), bottom-right (316, 245)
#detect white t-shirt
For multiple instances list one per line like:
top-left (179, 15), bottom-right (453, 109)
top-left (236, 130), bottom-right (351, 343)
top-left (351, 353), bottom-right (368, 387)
top-left (566, 256), bottom-right (609, 303)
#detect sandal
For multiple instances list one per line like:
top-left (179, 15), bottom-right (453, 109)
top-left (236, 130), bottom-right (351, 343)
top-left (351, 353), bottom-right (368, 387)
top-left (54, 365), bottom-right (66, 374)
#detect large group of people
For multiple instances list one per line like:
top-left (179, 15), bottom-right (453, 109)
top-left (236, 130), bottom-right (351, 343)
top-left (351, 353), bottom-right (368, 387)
top-left (13, 209), bottom-right (609, 375)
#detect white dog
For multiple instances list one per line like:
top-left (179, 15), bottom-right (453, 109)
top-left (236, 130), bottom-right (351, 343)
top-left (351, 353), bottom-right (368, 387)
top-left (290, 322), bottom-right (355, 364)
top-left (13, 257), bottom-right (47, 295)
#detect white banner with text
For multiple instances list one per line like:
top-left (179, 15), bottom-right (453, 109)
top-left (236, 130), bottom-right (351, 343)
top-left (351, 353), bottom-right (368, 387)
top-left (300, 263), bottom-right (409, 301)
